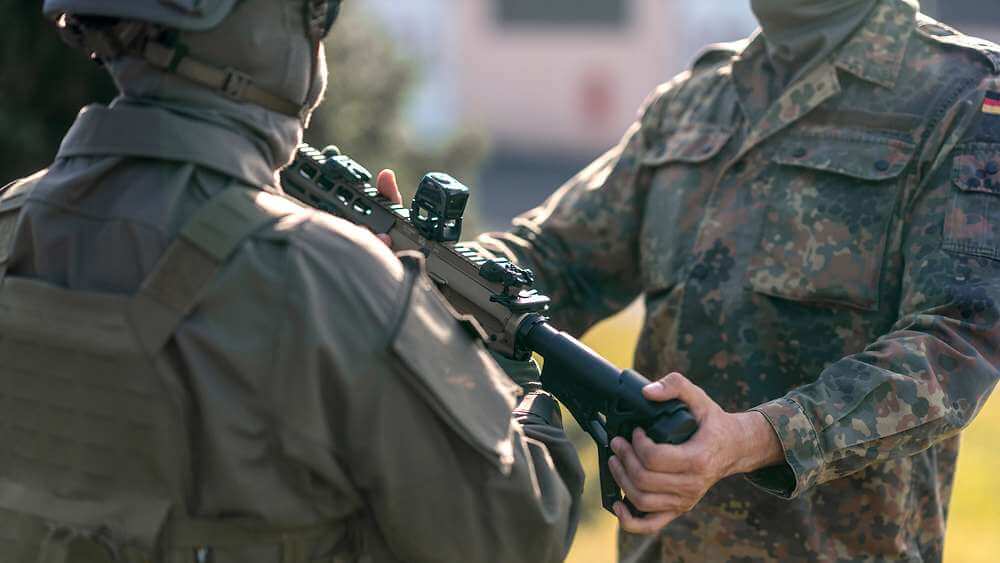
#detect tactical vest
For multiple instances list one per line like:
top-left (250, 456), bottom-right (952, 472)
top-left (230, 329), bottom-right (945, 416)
top-left (0, 181), bottom-right (339, 562)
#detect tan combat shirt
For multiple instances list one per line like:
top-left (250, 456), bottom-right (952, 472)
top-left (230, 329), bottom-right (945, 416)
top-left (1, 100), bottom-right (583, 562)
top-left (478, 1), bottom-right (1000, 560)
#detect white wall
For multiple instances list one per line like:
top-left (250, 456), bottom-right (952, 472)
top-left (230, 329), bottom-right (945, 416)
top-left (366, 0), bottom-right (758, 154)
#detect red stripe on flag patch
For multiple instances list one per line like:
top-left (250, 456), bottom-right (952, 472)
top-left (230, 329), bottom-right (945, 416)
top-left (984, 92), bottom-right (1000, 115)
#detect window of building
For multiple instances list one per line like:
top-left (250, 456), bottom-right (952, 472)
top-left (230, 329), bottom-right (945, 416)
top-left (495, 0), bottom-right (628, 27)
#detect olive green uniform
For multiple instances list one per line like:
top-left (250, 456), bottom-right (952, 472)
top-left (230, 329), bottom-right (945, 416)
top-left (478, 0), bottom-right (999, 560)
top-left (0, 99), bottom-right (583, 561)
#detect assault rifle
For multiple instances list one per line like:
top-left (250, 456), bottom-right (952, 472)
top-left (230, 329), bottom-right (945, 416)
top-left (280, 144), bottom-right (698, 514)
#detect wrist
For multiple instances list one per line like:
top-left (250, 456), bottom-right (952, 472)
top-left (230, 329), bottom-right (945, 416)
top-left (729, 411), bottom-right (784, 476)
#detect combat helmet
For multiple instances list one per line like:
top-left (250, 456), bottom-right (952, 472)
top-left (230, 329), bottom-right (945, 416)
top-left (42, 0), bottom-right (343, 119)
top-left (44, 0), bottom-right (242, 32)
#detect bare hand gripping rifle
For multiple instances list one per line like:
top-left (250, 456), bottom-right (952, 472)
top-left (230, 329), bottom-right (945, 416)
top-left (281, 144), bottom-right (698, 514)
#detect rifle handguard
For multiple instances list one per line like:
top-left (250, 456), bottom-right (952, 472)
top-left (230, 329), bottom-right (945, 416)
top-left (281, 145), bottom-right (699, 517)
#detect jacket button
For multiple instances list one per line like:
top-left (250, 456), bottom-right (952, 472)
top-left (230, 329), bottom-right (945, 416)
top-left (987, 161), bottom-right (1000, 175)
top-left (792, 147), bottom-right (808, 158)
top-left (691, 264), bottom-right (709, 280)
top-left (874, 160), bottom-right (891, 172)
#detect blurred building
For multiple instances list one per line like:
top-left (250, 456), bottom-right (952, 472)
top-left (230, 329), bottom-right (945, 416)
top-left (365, 0), bottom-right (755, 227)
top-left (368, 0), bottom-right (754, 151)
top-left (923, 0), bottom-right (1000, 43)
top-left (456, 0), bottom-right (671, 155)
top-left (366, 0), bottom-right (1000, 229)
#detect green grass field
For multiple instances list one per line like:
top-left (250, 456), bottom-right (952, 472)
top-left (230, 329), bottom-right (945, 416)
top-left (564, 304), bottom-right (1000, 563)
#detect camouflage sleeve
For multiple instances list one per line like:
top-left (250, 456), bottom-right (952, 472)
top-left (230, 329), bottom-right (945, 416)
top-left (474, 84), bottom-right (673, 335)
top-left (748, 79), bottom-right (1000, 499)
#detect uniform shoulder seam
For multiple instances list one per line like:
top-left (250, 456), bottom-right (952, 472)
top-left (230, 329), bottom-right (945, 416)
top-left (915, 14), bottom-right (1000, 74)
top-left (691, 39), bottom-right (748, 72)
top-left (0, 169), bottom-right (47, 212)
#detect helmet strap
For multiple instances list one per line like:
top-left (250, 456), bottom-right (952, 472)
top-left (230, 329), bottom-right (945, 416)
top-left (141, 32), bottom-right (304, 119)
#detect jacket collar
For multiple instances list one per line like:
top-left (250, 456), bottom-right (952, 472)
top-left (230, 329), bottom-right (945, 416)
top-left (833, 0), bottom-right (918, 89)
top-left (727, 0), bottom-right (917, 154)
top-left (57, 103), bottom-right (281, 191)
top-left (735, 0), bottom-right (917, 92)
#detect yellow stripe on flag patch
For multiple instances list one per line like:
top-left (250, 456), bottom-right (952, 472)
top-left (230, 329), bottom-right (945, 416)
top-left (983, 92), bottom-right (1000, 114)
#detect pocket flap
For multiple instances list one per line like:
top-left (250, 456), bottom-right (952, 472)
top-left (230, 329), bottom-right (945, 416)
top-left (773, 132), bottom-right (916, 181)
top-left (951, 143), bottom-right (1000, 194)
top-left (390, 254), bottom-right (519, 474)
top-left (641, 125), bottom-right (733, 165)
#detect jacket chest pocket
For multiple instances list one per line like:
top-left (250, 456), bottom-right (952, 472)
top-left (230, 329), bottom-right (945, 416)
top-left (748, 133), bottom-right (915, 311)
top-left (944, 143), bottom-right (1000, 260)
top-left (640, 125), bottom-right (733, 290)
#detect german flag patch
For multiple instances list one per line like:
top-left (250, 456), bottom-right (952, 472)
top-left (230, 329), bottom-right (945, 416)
top-left (983, 92), bottom-right (1000, 115)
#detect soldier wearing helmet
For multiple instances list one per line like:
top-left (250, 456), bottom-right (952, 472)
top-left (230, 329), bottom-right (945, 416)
top-left (0, 1), bottom-right (583, 562)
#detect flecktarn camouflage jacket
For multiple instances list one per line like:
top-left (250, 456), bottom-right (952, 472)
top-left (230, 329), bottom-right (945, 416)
top-left (478, 0), bottom-right (1000, 560)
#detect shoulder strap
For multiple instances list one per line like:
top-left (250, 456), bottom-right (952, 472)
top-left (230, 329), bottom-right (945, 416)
top-left (130, 186), bottom-right (304, 353)
top-left (0, 170), bottom-right (46, 282)
top-left (916, 14), bottom-right (1000, 74)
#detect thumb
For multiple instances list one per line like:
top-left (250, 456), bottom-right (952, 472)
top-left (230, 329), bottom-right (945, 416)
top-left (376, 169), bottom-right (403, 205)
top-left (643, 372), bottom-right (713, 419)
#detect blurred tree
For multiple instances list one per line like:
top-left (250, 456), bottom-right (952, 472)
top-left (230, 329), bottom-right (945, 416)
top-left (1, 1), bottom-right (485, 208)
top-left (310, 3), bottom-right (485, 204)
top-left (0, 0), bottom-right (116, 182)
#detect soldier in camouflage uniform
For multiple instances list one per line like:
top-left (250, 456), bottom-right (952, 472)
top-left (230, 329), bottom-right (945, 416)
top-left (476, 0), bottom-right (1000, 560)
top-left (0, 1), bottom-right (583, 561)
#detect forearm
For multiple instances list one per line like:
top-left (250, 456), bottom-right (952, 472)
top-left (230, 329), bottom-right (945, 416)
top-left (473, 125), bottom-right (650, 335)
top-left (746, 110), bottom-right (1000, 497)
top-left (748, 315), bottom-right (999, 498)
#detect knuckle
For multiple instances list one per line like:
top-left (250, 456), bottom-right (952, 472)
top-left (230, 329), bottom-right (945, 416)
top-left (669, 497), bottom-right (690, 513)
top-left (690, 452), bottom-right (710, 473)
top-left (678, 488), bottom-right (703, 511)
top-left (631, 441), bottom-right (650, 466)
top-left (635, 441), bottom-right (661, 468)
top-left (679, 482), bottom-right (700, 499)
top-left (634, 469), bottom-right (657, 490)
top-left (631, 493), bottom-right (655, 513)
top-left (629, 453), bottom-right (648, 475)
